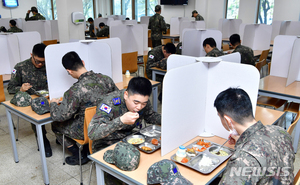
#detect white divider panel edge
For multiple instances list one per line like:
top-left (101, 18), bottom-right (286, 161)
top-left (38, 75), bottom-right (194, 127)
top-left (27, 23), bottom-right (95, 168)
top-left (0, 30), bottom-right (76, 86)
top-left (141, 24), bottom-right (148, 52)
top-left (6, 34), bottom-right (21, 71)
top-left (271, 20), bottom-right (282, 41)
top-left (284, 21), bottom-right (300, 36)
top-left (239, 23), bottom-right (246, 44)
top-left (179, 21), bottom-right (205, 42)
top-left (121, 20), bottom-right (137, 25)
top-left (219, 52), bottom-right (241, 63)
top-left (50, 20), bottom-right (59, 40)
top-left (15, 32), bottom-right (41, 61)
top-left (287, 38), bottom-right (300, 85)
top-left (170, 17), bottom-right (180, 35)
top-left (24, 21), bottom-right (47, 41)
top-left (110, 20), bottom-right (122, 27)
top-left (242, 24), bottom-right (256, 48)
top-left (252, 24), bottom-right (272, 50)
top-left (140, 16), bottom-right (150, 26)
top-left (219, 19), bottom-right (242, 39)
top-left (0, 36), bottom-right (12, 74)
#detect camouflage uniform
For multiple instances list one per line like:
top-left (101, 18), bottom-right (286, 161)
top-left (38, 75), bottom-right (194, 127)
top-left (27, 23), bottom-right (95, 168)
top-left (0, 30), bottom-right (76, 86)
top-left (8, 58), bottom-right (48, 95)
top-left (176, 42), bottom-right (182, 55)
top-left (89, 23), bottom-right (95, 37)
top-left (195, 14), bottom-right (204, 21)
top-left (88, 89), bottom-right (161, 153)
top-left (219, 121), bottom-right (295, 185)
top-left (232, 44), bottom-right (255, 66)
top-left (25, 13), bottom-right (46, 21)
top-left (148, 13), bottom-right (167, 48)
top-left (206, 47), bottom-right (224, 57)
top-left (96, 26), bottom-right (109, 37)
top-left (7, 27), bottom-right (23, 33)
top-left (51, 71), bottom-right (117, 147)
top-left (146, 45), bottom-right (165, 81)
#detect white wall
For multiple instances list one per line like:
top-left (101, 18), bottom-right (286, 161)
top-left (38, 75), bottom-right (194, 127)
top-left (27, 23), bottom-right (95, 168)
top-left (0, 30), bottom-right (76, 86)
top-left (206, 0), bottom-right (225, 29)
top-left (273, 0), bottom-right (300, 21)
top-left (161, 0), bottom-right (195, 24)
top-left (0, 0), bottom-right (36, 19)
top-left (238, 0), bottom-right (259, 24)
top-left (96, 0), bottom-right (112, 18)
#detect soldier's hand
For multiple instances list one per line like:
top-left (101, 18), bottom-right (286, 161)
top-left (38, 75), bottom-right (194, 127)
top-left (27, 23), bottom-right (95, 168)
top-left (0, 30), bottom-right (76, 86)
top-left (227, 50), bottom-right (232, 54)
top-left (120, 112), bottom-right (139, 125)
top-left (95, 26), bottom-right (98, 30)
top-left (20, 83), bottom-right (32, 92)
top-left (27, 10), bottom-right (31, 14)
top-left (50, 98), bottom-right (60, 105)
top-left (228, 134), bottom-right (239, 145)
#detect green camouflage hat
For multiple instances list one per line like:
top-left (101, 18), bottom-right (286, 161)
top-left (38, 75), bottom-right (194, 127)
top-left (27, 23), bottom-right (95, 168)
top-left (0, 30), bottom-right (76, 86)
top-left (10, 91), bottom-right (32, 107)
top-left (147, 159), bottom-right (193, 185)
top-left (103, 142), bottom-right (140, 171)
top-left (31, 97), bottom-right (50, 115)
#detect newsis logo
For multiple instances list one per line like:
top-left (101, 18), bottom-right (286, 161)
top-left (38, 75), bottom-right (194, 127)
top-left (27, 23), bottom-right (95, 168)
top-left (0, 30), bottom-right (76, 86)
top-left (230, 167), bottom-right (291, 177)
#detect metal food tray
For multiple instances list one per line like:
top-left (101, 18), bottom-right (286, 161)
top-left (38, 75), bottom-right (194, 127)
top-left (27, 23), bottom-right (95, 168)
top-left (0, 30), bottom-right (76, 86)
top-left (36, 90), bottom-right (49, 97)
top-left (170, 139), bottom-right (234, 174)
top-left (123, 125), bottom-right (161, 154)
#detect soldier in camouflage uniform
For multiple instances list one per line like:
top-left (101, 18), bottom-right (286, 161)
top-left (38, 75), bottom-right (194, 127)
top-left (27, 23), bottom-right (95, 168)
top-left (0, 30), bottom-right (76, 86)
top-left (203, 37), bottom-right (223, 57)
top-left (192, 10), bottom-right (204, 21)
top-left (87, 18), bottom-right (95, 37)
top-left (96, 22), bottom-right (109, 37)
top-left (229, 34), bottom-right (255, 66)
top-left (25, 6), bottom-right (46, 21)
top-left (146, 43), bottom-right (176, 81)
top-left (50, 51), bottom-right (117, 165)
top-left (176, 42), bottom-right (182, 55)
top-left (148, 5), bottom-right (167, 48)
top-left (7, 20), bottom-right (23, 33)
top-left (214, 88), bottom-right (295, 185)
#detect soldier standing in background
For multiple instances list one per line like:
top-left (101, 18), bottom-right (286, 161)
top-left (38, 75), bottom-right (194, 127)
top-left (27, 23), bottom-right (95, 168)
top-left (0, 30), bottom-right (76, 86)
top-left (25, 6), bottom-right (46, 21)
top-left (148, 5), bottom-right (167, 48)
top-left (50, 51), bottom-right (117, 165)
top-left (7, 20), bottom-right (23, 33)
top-left (192, 10), bottom-right (204, 21)
top-left (87, 17), bottom-right (95, 37)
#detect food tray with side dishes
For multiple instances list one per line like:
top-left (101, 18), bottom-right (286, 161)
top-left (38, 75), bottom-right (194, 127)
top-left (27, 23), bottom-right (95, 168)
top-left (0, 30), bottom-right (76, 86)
top-left (36, 90), bottom-right (49, 97)
top-left (170, 139), bottom-right (234, 174)
top-left (122, 125), bottom-right (161, 154)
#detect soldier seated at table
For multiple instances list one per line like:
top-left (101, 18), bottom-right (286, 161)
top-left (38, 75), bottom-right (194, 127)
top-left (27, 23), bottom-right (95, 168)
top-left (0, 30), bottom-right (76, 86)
top-left (25, 6), bottom-right (46, 21)
top-left (50, 51), bottom-right (117, 165)
top-left (203, 37), bottom-right (223, 57)
top-left (7, 43), bottom-right (53, 157)
top-left (95, 22), bottom-right (109, 37)
top-left (7, 20), bottom-right (23, 33)
top-left (214, 87), bottom-right (294, 184)
top-left (228, 33), bottom-right (255, 66)
top-left (192, 10), bottom-right (204, 21)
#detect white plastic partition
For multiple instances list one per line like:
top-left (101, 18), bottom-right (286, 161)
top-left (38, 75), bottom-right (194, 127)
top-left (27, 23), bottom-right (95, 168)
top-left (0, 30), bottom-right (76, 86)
top-left (170, 17), bottom-right (190, 35)
top-left (0, 18), bottom-right (11, 30)
top-left (179, 21), bottom-right (206, 42)
top-left (218, 19), bottom-right (242, 39)
top-left (182, 29), bottom-right (222, 57)
top-left (287, 38), bottom-right (300, 85)
top-left (0, 36), bottom-right (11, 74)
top-left (161, 59), bottom-right (259, 156)
top-left (109, 20), bottom-right (122, 27)
top-left (140, 16), bottom-right (150, 26)
top-left (24, 21), bottom-right (52, 41)
top-left (108, 15), bottom-right (126, 20)
top-left (121, 20), bottom-right (137, 25)
top-left (141, 24), bottom-right (148, 52)
top-left (280, 21), bottom-right (300, 36)
top-left (14, 32), bottom-right (41, 61)
top-left (271, 20), bottom-right (282, 41)
top-left (242, 24), bottom-right (272, 50)
top-left (50, 20), bottom-right (59, 40)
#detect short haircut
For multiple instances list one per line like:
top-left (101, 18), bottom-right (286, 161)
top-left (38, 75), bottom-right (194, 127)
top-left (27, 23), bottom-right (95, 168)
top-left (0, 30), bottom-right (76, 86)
top-left (10, 20), bottom-right (16, 26)
top-left (31, 6), bottom-right (38, 13)
top-left (32, 43), bottom-right (46, 58)
top-left (127, 77), bottom-right (152, 97)
top-left (155, 5), bottom-right (161, 12)
top-left (62, 51), bottom-right (84, 71)
top-left (99, 22), bottom-right (105, 27)
top-left (98, 13), bottom-right (102, 17)
top-left (88, 18), bottom-right (93, 22)
top-left (203, 37), bottom-right (217, 48)
top-left (214, 87), bottom-right (254, 125)
top-left (229, 34), bottom-right (241, 46)
top-left (164, 43), bottom-right (176, 54)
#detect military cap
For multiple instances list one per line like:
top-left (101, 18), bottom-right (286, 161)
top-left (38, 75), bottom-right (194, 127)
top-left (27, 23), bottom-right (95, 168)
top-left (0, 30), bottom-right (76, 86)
top-left (103, 142), bottom-right (140, 171)
top-left (147, 159), bottom-right (193, 185)
top-left (192, 10), bottom-right (198, 17)
top-left (10, 91), bottom-right (32, 107)
top-left (31, 97), bottom-right (50, 115)
top-left (155, 5), bottom-right (161, 12)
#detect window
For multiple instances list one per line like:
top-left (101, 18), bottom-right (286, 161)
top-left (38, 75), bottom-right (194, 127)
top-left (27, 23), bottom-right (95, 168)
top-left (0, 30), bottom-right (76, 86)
top-left (257, 0), bottom-right (274, 25)
top-left (226, 0), bottom-right (240, 19)
top-left (122, 0), bottom-right (132, 20)
top-left (82, 0), bottom-right (94, 20)
top-left (113, 0), bottom-right (121, 15)
top-left (37, 0), bottom-right (57, 20)
top-left (135, 0), bottom-right (145, 21)
top-left (147, 0), bottom-right (158, 16)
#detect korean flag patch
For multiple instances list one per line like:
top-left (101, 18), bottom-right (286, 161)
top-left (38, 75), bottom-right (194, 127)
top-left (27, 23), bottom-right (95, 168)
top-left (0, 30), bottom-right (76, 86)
top-left (99, 104), bottom-right (112, 114)
top-left (12, 69), bottom-right (17, 74)
top-left (149, 55), bottom-right (154, 59)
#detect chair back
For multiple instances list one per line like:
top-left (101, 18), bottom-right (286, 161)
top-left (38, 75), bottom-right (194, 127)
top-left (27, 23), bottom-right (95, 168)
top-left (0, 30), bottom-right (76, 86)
top-left (255, 59), bottom-right (264, 72)
top-left (143, 55), bottom-right (149, 79)
top-left (287, 110), bottom-right (300, 135)
top-left (43, 39), bottom-right (57, 46)
top-left (259, 49), bottom-right (270, 65)
top-left (294, 169), bottom-right (300, 185)
top-left (161, 38), bottom-right (172, 45)
top-left (0, 75), bottom-right (5, 103)
top-left (223, 44), bottom-right (230, 51)
top-left (122, 51), bottom-right (138, 74)
top-left (97, 37), bottom-right (109, 39)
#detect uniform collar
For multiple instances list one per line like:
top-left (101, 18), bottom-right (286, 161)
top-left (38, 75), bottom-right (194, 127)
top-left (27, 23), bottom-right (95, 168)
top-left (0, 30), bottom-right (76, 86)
top-left (235, 121), bottom-right (264, 148)
top-left (78, 70), bottom-right (93, 81)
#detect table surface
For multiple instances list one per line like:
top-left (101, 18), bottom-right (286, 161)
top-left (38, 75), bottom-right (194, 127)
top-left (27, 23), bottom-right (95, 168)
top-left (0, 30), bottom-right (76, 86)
top-left (255, 106), bottom-right (284, 125)
top-left (151, 67), bottom-right (167, 72)
top-left (2, 74), bottom-right (11, 82)
top-left (115, 75), bottom-right (160, 90)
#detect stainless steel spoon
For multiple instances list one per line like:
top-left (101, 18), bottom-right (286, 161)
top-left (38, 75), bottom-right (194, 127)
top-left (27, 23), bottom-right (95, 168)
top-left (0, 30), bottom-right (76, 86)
top-left (215, 138), bottom-right (229, 155)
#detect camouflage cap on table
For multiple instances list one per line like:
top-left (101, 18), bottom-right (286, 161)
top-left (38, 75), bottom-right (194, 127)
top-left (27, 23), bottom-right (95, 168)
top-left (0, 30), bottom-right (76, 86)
top-left (103, 142), bottom-right (140, 171)
top-left (31, 97), bottom-right (50, 115)
top-left (147, 159), bottom-right (193, 185)
top-left (10, 91), bottom-right (32, 107)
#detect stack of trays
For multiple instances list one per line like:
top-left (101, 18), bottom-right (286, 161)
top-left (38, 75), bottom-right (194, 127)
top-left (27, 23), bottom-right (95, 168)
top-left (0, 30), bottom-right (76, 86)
top-left (170, 139), bottom-right (234, 174)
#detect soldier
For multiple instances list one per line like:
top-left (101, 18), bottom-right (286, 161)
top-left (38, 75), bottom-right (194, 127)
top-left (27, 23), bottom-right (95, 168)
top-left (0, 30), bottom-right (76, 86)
top-left (146, 43), bottom-right (176, 81)
top-left (203, 37), bottom-right (223, 57)
top-left (214, 88), bottom-right (295, 184)
top-left (7, 20), bottom-right (23, 33)
top-left (7, 43), bottom-right (52, 157)
top-left (87, 17), bottom-right (95, 37)
top-left (192, 10), bottom-right (204, 21)
top-left (148, 5), bottom-right (167, 48)
top-left (50, 51), bottom-right (117, 165)
top-left (25, 6), bottom-right (46, 21)
top-left (95, 22), bottom-right (109, 37)
top-left (228, 34), bottom-right (255, 66)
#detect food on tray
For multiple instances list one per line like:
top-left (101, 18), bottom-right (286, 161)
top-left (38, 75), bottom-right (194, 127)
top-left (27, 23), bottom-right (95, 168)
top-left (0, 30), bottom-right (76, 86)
top-left (127, 137), bottom-right (145, 145)
top-left (39, 91), bottom-right (48, 95)
top-left (181, 157), bottom-right (189, 163)
top-left (151, 138), bottom-right (158, 145)
top-left (197, 139), bottom-right (211, 148)
top-left (187, 148), bottom-right (196, 154)
top-left (193, 146), bottom-right (207, 152)
top-left (198, 155), bottom-right (213, 167)
top-left (211, 150), bottom-right (229, 156)
top-left (59, 97), bottom-right (63, 102)
top-left (141, 146), bottom-right (152, 151)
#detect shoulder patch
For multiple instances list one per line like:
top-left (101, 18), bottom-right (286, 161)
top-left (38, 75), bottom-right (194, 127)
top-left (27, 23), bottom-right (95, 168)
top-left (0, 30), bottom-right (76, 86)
top-left (149, 55), bottom-right (154, 59)
top-left (112, 97), bottom-right (121, 105)
top-left (99, 103), bottom-right (112, 114)
top-left (179, 46), bottom-right (182, 49)
top-left (12, 69), bottom-right (17, 74)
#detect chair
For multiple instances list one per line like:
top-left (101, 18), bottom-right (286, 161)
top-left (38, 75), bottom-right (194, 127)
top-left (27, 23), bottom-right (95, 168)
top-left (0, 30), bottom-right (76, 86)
top-left (294, 169), bottom-right (300, 185)
top-left (268, 62), bottom-right (271, 75)
top-left (0, 75), bottom-right (5, 103)
top-left (161, 38), bottom-right (172, 45)
top-left (255, 59), bottom-right (265, 75)
top-left (122, 51), bottom-right (138, 75)
top-left (256, 96), bottom-right (287, 109)
top-left (148, 30), bottom-right (152, 48)
top-left (143, 55), bottom-right (150, 79)
top-left (258, 49), bottom-right (270, 77)
top-left (97, 36), bottom-right (109, 39)
top-left (43, 39), bottom-right (57, 46)
top-left (283, 102), bottom-right (300, 128)
top-left (62, 106), bottom-right (96, 185)
top-left (287, 110), bottom-right (300, 135)
top-left (222, 44), bottom-right (230, 51)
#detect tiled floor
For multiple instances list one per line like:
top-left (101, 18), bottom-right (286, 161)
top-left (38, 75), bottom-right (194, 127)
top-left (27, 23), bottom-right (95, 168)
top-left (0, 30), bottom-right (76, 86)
top-left (0, 82), bottom-right (299, 185)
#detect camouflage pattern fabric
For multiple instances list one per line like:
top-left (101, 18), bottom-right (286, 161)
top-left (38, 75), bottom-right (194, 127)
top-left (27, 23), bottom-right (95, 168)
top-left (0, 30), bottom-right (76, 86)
top-left (31, 97), bottom-right (50, 115)
top-left (96, 26), bottom-right (109, 37)
top-left (89, 23), bottom-right (95, 37)
top-left (146, 45), bottom-right (165, 81)
top-left (232, 44), bottom-right (255, 66)
top-left (206, 47), bottom-right (224, 57)
top-left (7, 58), bottom-right (48, 95)
top-left (219, 121), bottom-right (295, 185)
top-left (103, 142), bottom-right (140, 171)
top-left (148, 13), bottom-right (167, 47)
top-left (195, 14), bottom-right (204, 21)
top-left (147, 159), bottom-right (192, 185)
top-left (51, 71), bottom-right (117, 147)
top-left (88, 89), bottom-right (161, 153)
top-left (176, 42), bottom-right (182, 55)
top-left (10, 91), bottom-right (32, 107)
top-left (25, 13), bottom-right (46, 21)
top-left (7, 27), bottom-right (23, 33)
